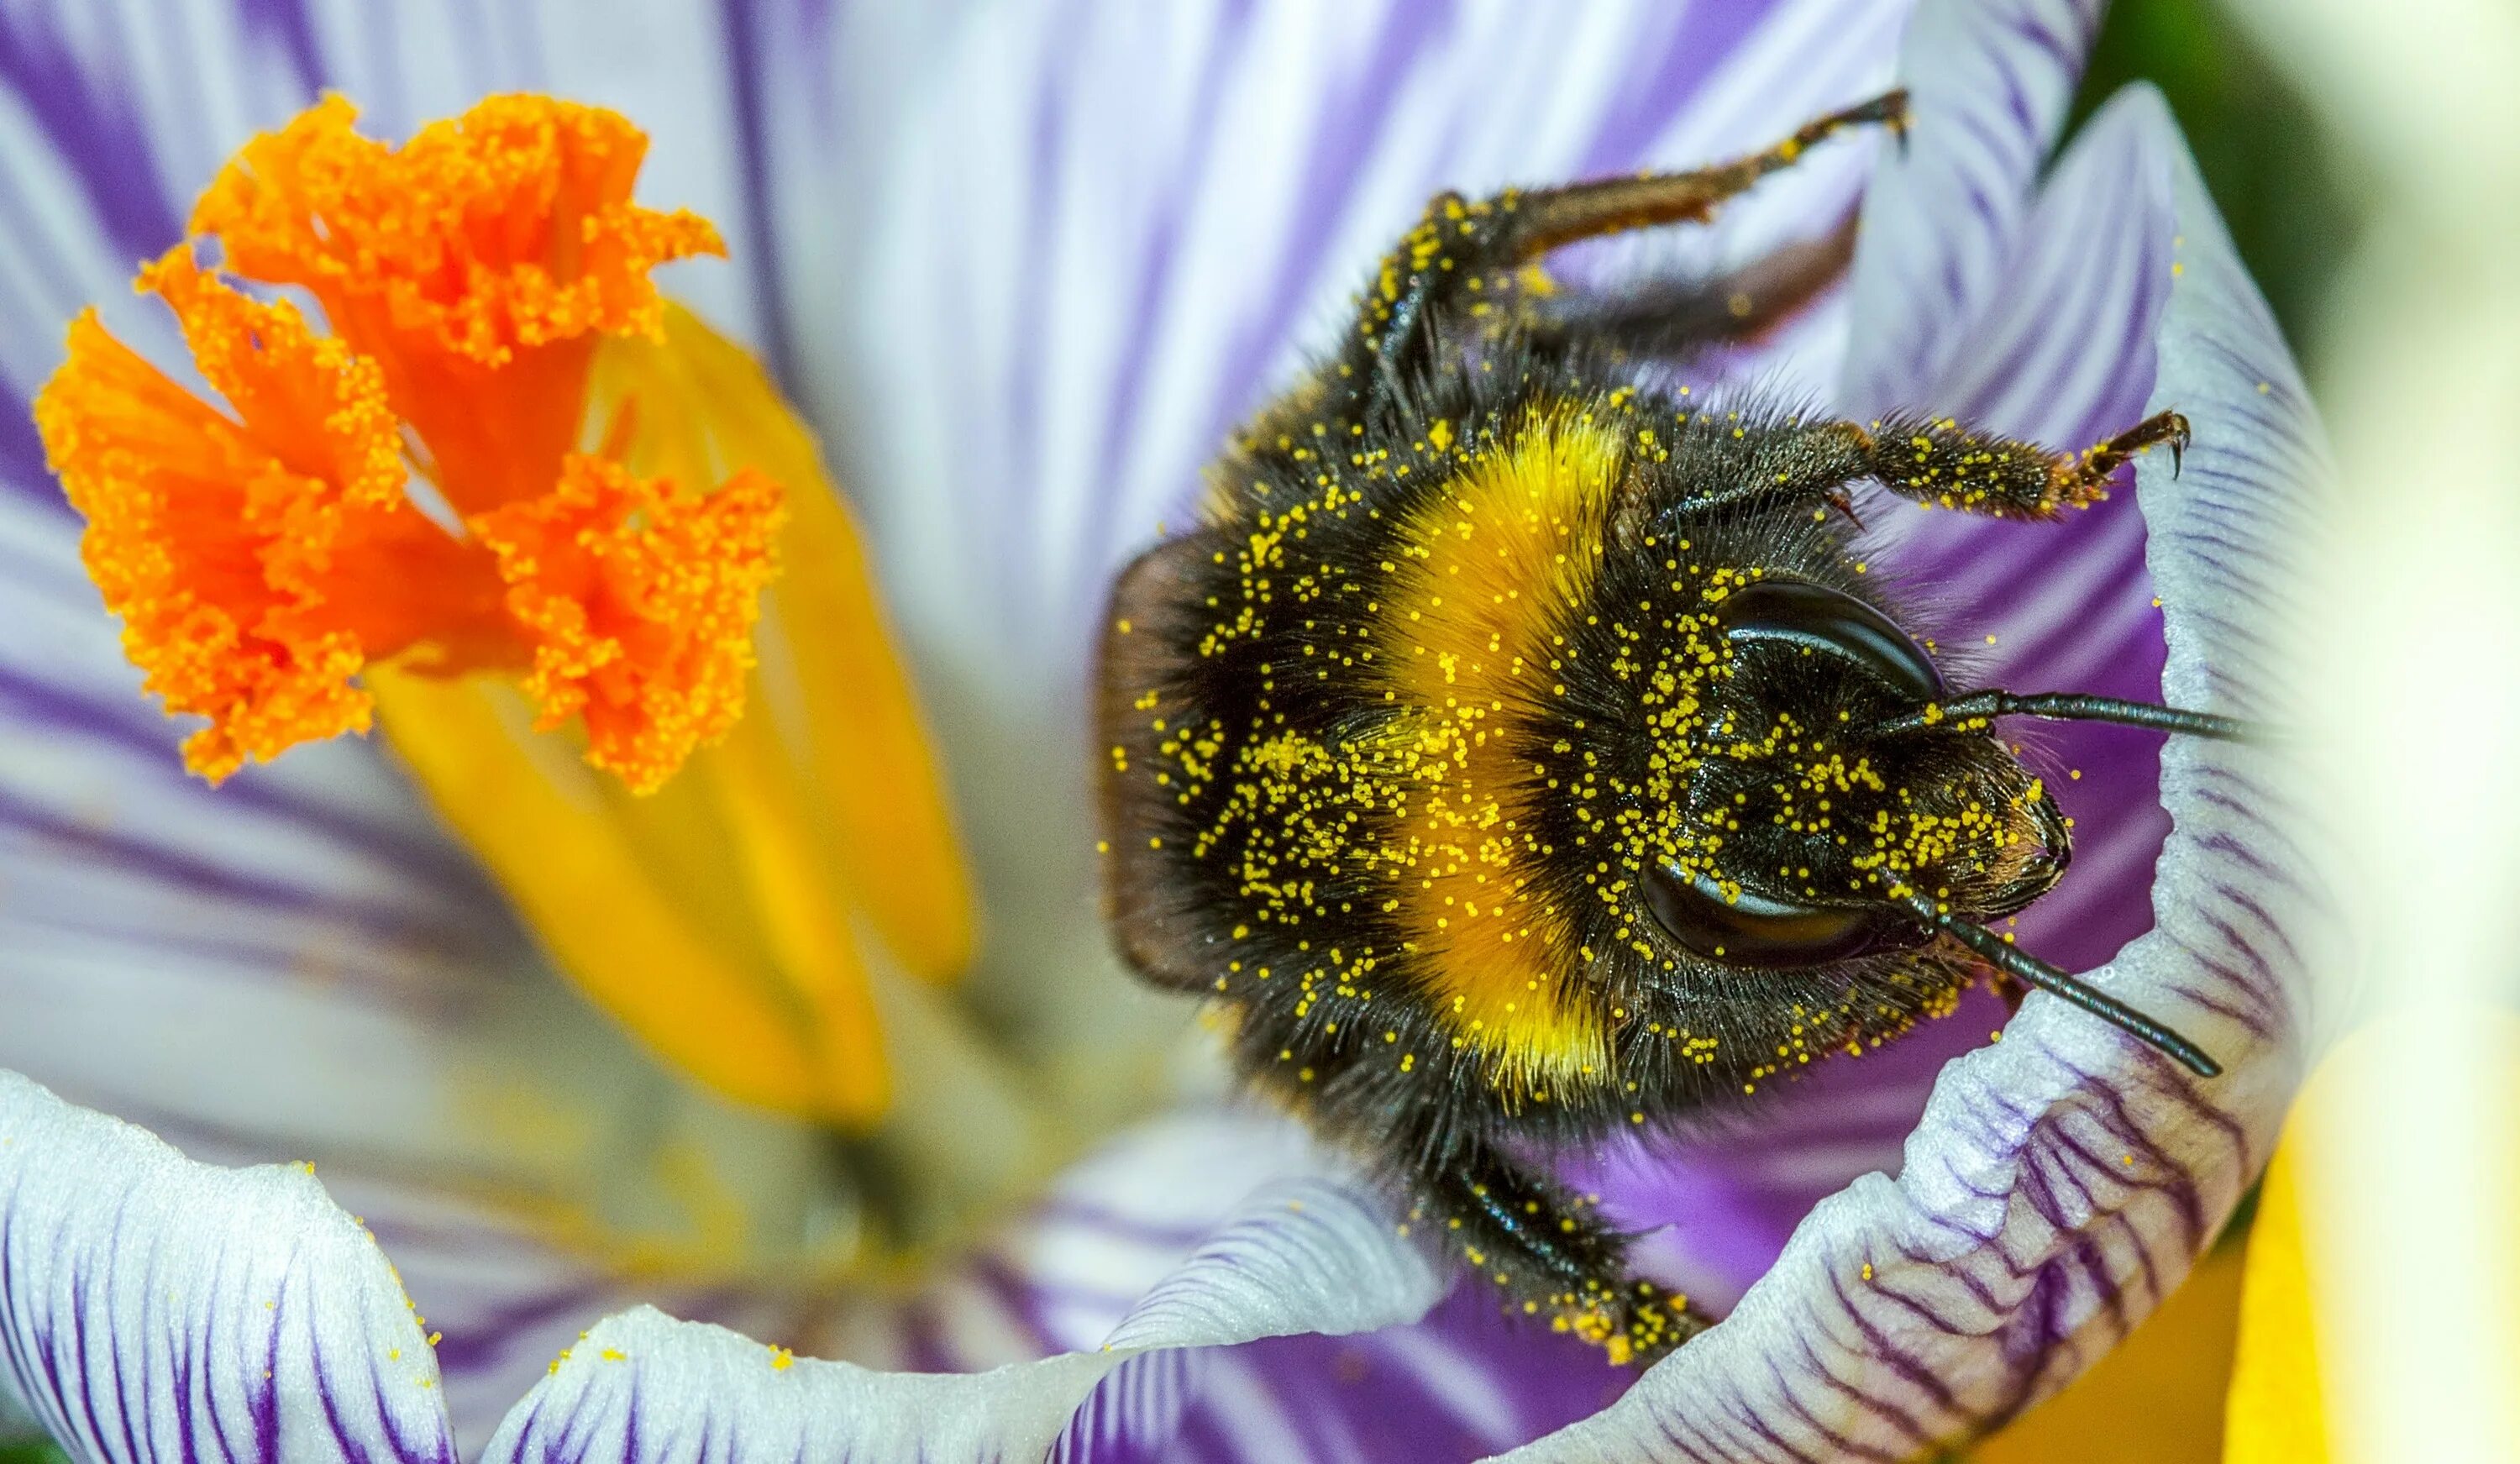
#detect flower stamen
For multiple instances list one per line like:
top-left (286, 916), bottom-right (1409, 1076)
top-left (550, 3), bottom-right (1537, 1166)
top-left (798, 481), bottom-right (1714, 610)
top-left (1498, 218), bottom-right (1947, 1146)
top-left (33, 93), bottom-right (770, 791)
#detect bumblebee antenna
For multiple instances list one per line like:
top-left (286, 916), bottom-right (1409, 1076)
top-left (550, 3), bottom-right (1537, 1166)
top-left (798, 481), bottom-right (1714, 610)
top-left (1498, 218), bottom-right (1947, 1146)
top-left (1885, 889), bottom-right (2221, 1077)
top-left (1869, 690), bottom-right (2256, 742)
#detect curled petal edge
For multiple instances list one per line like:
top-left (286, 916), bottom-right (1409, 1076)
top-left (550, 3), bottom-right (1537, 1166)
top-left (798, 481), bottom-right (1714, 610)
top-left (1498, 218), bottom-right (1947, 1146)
top-left (1841, 0), bottom-right (2107, 416)
top-left (474, 1177), bottom-right (1441, 1464)
top-left (1491, 83), bottom-right (2325, 1464)
top-left (0, 1068), bottom-right (1443, 1464)
top-left (0, 1069), bottom-right (459, 1464)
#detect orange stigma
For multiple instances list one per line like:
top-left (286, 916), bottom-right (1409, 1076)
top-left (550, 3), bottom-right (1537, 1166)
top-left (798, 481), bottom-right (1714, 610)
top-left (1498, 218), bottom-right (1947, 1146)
top-left (31, 93), bottom-right (772, 791)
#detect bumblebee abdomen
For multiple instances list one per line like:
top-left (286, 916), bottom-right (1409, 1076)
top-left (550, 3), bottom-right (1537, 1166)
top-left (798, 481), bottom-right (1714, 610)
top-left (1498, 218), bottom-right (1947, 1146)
top-left (1356, 406), bottom-right (1634, 1091)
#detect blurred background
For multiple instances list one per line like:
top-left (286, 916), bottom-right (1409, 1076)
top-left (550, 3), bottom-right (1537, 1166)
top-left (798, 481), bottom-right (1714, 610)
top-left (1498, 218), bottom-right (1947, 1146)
top-left (2072, 0), bottom-right (2359, 352)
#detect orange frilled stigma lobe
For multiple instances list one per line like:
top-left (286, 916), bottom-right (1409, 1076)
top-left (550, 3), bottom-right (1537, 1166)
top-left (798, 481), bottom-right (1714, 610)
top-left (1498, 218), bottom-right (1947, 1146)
top-left (31, 93), bottom-right (769, 793)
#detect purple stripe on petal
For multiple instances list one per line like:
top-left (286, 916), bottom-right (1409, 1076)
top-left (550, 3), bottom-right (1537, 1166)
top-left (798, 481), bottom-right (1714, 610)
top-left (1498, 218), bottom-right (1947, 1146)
top-left (475, 1177), bottom-right (1438, 1464)
top-left (1841, 0), bottom-right (2105, 417)
top-left (0, 399), bottom-right (53, 513)
top-left (1576, 3), bottom-right (1777, 177)
top-left (0, 784), bottom-right (501, 961)
top-left (1122, 1291), bottom-right (1629, 1464)
top-left (235, 0), bottom-right (325, 91)
top-left (0, 11), bottom-right (185, 263)
top-left (717, 0), bottom-right (799, 390)
top-left (1074, 3), bottom-right (1255, 581)
top-left (0, 669), bottom-right (504, 905)
top-left (0, 1073), bottom-right (459, 1464)
top-left (1193, 0), bottom-right (1455, 491)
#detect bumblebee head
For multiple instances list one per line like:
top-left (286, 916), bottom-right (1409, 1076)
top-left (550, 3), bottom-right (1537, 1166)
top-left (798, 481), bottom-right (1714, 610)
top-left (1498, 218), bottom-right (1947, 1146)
top-left (1625, 574), bottom-right (2220, 1077)
top-left (1638, 575), bottom-right (2071, 971)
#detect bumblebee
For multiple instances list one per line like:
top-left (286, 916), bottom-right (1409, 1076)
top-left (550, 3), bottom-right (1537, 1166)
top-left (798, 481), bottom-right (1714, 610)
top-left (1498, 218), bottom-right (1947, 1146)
top-left (1096, 92), bottom-right (2240, 1364)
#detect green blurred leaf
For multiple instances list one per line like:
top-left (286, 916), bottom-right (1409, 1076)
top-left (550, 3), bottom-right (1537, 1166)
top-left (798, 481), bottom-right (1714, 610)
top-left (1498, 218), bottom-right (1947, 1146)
top-left (2071, 0), bottom-right (2365, 345)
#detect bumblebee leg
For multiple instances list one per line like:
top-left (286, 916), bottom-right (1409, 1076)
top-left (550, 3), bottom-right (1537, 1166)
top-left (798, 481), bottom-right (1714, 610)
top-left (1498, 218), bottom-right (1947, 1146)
top-left (1345, 90), bottom-right (1908, 411)
top-left (1659, 410), bottom-right (2195, 522)
top-left (1410, 1136), bottom-right (1708, 1365)
top-left (1845, 409), bottom-right (2193, 517)
top-left (1522, 216), bottom-right (1859, 365)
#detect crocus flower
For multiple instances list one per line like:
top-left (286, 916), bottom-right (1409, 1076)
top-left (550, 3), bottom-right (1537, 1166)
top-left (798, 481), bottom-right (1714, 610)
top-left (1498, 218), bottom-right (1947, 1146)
top-left (0, 2), bottom-right (2318, 1461)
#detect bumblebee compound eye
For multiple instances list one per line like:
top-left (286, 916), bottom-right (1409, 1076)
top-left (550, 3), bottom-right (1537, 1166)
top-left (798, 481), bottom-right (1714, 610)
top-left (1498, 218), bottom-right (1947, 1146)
top-left (1716, 579), bottom-right (1945, 704)
top-left (1641, 865), bottom-right (1924, 968)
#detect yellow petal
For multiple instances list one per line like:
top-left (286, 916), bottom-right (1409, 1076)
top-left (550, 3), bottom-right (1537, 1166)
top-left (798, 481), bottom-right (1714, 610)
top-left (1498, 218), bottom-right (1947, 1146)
top-left (1967, 1239), bottom-right (2247, 1464)
top-left (2218, 1012), bottom-right (2520, 1463)
top-left (2222, 1119), bottom-right (2328, 1464)
top-left (369, 669), bottom-right (886, 1119)
top-left (590, 303), bottom-right (977, 984)
top-left (371, 304), bottom-right (975, 1130)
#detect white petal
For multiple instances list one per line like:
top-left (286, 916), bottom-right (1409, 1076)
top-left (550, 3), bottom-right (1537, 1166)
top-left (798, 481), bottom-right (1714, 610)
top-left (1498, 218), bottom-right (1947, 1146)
top-left (819, 0), bottom-right (1914, 685)
top-left (1851, 78), bottom-right (2185, 975)
top-left (478, 1179), bottom-right (1438, 1464)
top-left (1487, 84), bottom-right (2319, 1464)
top-left (1840, 0), bottom-right (2105, 415)
top-left (0, 1070), bottom-right (458, 1464)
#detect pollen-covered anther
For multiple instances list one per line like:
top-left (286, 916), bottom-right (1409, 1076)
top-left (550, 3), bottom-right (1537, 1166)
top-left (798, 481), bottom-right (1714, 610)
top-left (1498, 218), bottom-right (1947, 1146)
top-left (472, 456), bottom-right (785, 795)
top-left (35, 92), bottom-right (776, 793)
top-left (195, 92), bottom-right (723, 367)
top-left (192, 92), bottom-right (727, 512)
top-left (32, 254), bottom-right (494, 783)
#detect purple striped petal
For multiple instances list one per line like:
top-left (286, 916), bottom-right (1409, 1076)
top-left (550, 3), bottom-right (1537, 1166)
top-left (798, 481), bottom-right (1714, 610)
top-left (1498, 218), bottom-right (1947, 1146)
top-left (1840, 0), bottom-right (2104, 416)
top-left (0, 1070), bottom-right (459, 1464)
top-left (1124, 1289), bottom-right (1629, 1464)
top-left (224, 1110), bottom-right (1332, 1456)
top-left (0, 1076), bottom-right (1442, 1464)
top-left (1488, 83), bottom-right (2319, 1463)
top-left (476, 1179), bottom-right (1438, 1464)
top-left (802, 0), bottom-right (1911, 684)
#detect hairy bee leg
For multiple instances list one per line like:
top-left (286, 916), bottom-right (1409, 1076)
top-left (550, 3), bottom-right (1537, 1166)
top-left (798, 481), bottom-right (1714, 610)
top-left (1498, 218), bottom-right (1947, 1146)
top-left (1410, 1136), bottom-right (1709, 1365)
top-left (1481, 89), bottom-right (1906, 259)
top-left (1521, 213), bottom-right (1861, 365)
top-left (1846, 410), bottom-right (2195, 517)
top-left (1347, 90), bottom-right (1908, 410)
top-left (1661, 410), bottom-right (2196, 522)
